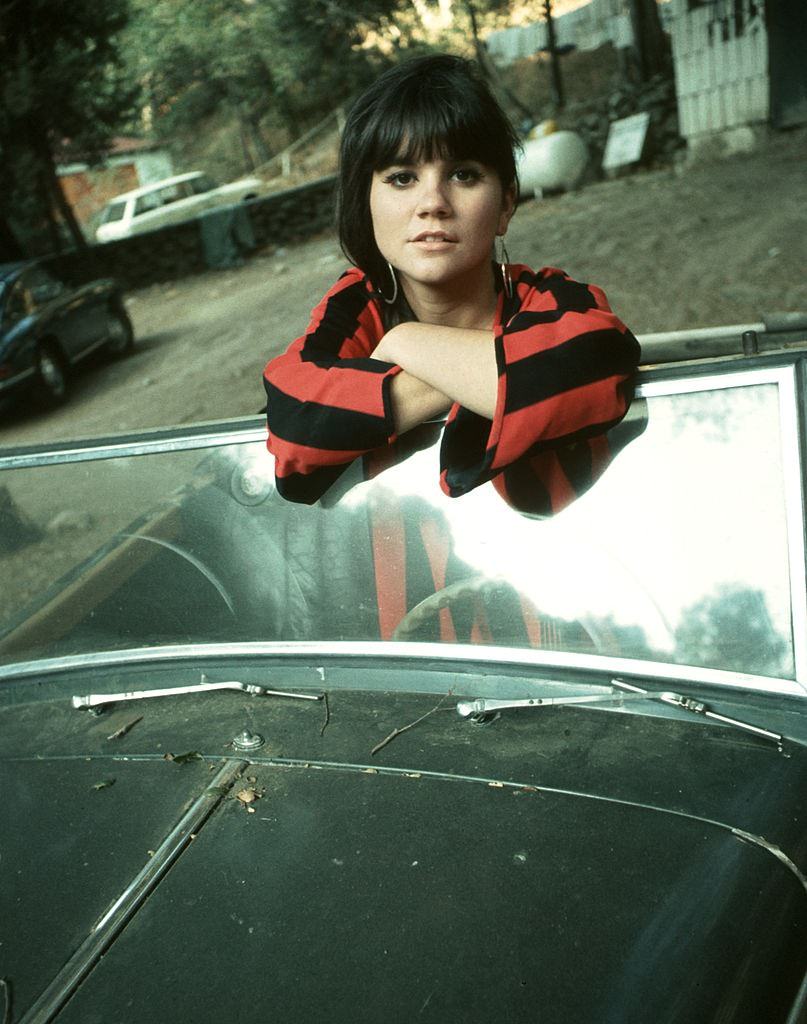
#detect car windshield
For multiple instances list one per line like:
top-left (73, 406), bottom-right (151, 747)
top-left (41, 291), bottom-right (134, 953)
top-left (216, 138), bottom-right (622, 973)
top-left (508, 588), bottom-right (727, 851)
top-left (100, 200), bottom-right (127, 224)
top-left (0, 363), bottom-right (805, 698)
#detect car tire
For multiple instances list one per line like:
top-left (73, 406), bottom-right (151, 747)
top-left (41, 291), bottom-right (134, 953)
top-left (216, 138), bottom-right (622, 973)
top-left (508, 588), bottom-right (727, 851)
top-left (34, 342), bottom-right (68, 407)
top-left (105, 307), bottom-right (134, 359)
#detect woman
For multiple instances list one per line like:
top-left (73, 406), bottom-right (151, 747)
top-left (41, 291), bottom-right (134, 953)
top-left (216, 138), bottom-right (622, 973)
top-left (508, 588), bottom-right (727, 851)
top-left (263, 54), bottom-right (640, 515)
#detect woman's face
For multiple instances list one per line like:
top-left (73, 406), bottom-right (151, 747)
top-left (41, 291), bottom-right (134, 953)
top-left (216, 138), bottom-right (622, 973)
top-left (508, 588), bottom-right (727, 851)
top-left (369, 154), bottom-right (514, 296)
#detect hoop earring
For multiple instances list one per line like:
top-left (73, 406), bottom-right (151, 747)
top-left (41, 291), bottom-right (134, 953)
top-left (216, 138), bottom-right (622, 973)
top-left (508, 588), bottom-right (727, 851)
top-left (496, 237), bottom-right (512, 298)
top-left (379, 261), bottom-right (398, 305)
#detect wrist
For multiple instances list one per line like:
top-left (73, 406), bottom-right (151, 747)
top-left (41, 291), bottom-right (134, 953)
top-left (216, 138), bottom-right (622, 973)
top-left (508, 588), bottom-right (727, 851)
top-left (389, 371), bottom-right (451, 435)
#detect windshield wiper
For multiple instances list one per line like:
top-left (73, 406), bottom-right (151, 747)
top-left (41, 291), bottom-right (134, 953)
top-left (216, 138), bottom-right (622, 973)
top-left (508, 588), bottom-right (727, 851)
top-left (457, 679), bottom-right (784, 748)
top-left (614, 680), bottom-right (784, 746)
top-left (457, 691), bottom-right (653, 716)
top-left (72, 674), bottom-right (322, 712)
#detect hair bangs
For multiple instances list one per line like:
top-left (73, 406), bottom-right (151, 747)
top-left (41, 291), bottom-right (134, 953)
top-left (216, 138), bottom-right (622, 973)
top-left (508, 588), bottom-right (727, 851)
top-left (367, 91), bottom-right (502, 174)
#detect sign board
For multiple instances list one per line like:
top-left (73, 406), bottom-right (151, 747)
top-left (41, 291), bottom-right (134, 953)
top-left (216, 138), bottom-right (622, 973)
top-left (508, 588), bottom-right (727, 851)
top-left (602, 111), bottom-right (651, 170)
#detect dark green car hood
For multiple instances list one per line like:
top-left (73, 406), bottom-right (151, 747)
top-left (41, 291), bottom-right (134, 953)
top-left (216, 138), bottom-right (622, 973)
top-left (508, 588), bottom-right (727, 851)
top-left (2, 677), bottom-right (806, 1024)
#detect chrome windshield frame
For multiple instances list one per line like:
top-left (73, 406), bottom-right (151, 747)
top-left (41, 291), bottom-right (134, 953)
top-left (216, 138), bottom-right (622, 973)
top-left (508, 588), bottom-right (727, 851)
top-left (0, 362), bottom-right (805, 696)
top-left (0, 416), bottom-right (267, 471)
top-left (0, 640), bottom-right (803, 699)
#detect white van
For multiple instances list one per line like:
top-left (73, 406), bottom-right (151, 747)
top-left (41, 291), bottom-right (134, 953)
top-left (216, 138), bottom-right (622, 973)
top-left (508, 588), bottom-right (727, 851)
top-left (95, 171), bottom-right (264, 243)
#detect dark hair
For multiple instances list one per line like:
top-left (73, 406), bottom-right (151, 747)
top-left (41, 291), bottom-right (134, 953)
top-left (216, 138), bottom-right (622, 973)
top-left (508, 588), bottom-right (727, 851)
top-left (337, 54), bottom-right (520, 297)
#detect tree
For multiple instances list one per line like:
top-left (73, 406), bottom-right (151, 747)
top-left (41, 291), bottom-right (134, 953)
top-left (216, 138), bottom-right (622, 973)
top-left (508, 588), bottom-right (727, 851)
top-left (461, 0), bottom-right (533, 123)
top-left (0, 214), bottom-right (25, 261)
top-left (124, 0), bottom-right (283, 170)
top-left (124, 0), bottom-right (412, 174)
top-left (0, 0), bottom-right (138, 254)
top-left (626, 0), bottom-right (671, 82)
top-left (266, 0), bottom-right (408, 125)
top-left (541, 0), bottom-right (566, 112)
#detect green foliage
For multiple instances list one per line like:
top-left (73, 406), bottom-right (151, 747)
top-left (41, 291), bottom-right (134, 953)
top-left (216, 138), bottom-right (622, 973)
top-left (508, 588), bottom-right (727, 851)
top-left (266, 0), bottom-right (406, 117)
top-left (126, 0), bottom-right (273, 124)
top-left (2, 1), bottom-right (128, 135)
top-left (0, 0), bottom-right (139, 253)
top-left (123, 0), bottom-right (430, 160)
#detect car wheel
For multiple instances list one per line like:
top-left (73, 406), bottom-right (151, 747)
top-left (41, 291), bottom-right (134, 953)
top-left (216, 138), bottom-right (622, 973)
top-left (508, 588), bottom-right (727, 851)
top-left (105, 307), bottom-right (134, 358)
top-left (35, 342), bottom-right (68, 407)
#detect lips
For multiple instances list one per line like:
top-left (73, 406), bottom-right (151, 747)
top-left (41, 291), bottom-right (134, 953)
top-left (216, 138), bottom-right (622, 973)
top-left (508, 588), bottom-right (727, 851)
top-left (411, 231), bottom-right (457, 243)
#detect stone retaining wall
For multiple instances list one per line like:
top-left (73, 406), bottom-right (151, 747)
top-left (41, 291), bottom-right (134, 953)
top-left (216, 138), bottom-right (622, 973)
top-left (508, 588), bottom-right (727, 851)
top-left (566, 73), bottom-right (683, 174)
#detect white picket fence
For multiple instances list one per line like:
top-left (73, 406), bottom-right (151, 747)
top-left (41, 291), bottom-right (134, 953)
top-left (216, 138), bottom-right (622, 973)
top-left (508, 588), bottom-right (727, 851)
top-left (669, 0), bottom-right (769, 139)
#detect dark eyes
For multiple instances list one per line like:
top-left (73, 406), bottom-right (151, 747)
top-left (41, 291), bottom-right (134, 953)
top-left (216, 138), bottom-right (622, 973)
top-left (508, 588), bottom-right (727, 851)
top-left (384, 171), bottom-right (416, 187)
top-left (452, 167), bottom-right (482, 183)
top-left (382, 167), bottom-right (483, 187)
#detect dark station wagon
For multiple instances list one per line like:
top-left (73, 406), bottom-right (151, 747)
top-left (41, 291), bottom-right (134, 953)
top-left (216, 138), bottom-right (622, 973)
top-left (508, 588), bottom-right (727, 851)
top-left (0, 316), bottom-right (806, 1024)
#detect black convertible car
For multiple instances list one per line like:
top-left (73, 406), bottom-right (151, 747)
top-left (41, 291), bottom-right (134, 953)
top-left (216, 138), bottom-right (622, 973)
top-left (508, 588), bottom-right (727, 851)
top-left (0, 319), bottom-right (806, 1023)
top-left (0, 260), bottom-right (133, 409)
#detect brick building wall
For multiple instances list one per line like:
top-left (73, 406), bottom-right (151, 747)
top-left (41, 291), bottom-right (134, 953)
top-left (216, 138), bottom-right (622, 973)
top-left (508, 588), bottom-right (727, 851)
top-left (59, 164), bottom-right (140, 227)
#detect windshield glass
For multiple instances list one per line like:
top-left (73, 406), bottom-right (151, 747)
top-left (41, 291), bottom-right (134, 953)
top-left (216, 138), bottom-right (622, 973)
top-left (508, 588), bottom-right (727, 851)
top-left (0, 367), bottom-right (804, 693)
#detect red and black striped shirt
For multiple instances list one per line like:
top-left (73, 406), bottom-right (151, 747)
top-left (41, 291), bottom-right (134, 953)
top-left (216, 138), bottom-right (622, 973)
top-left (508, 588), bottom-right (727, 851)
top-left (263, 264), bottom-right (640, 513)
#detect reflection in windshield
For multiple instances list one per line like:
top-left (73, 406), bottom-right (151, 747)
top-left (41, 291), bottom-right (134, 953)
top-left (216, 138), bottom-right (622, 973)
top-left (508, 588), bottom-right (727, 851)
top-left (329, 380), bottom-right (793, 677)
top-left (0, 377), bottom-right (798, 681)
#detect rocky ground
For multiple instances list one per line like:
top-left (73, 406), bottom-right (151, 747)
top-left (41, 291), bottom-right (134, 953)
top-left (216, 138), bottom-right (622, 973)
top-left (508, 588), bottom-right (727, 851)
top-left (1, 126), bottom-right (805, 451)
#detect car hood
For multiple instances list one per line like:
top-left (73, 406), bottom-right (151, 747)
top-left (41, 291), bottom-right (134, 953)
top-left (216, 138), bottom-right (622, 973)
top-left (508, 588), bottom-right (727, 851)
top-left (2, 681), bottom-right (806, 1024)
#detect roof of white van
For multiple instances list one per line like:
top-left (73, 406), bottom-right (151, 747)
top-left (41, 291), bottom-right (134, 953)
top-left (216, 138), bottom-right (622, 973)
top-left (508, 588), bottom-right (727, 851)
top-left (104, 172), bottom-right (204, 205)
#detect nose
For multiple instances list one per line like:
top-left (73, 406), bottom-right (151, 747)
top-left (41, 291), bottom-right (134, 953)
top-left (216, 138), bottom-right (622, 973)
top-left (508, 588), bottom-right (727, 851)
top-left (415, 173), bottom-right (452, 218)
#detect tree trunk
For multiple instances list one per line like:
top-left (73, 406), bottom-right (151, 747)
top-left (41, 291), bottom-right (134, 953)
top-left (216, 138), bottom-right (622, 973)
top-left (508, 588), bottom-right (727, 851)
top-left (246, 113), bottom-right (271, 166)
top-left (463, 0), bottom-right (534, 124)
top-left (0, 215), bottom-right (26, 261)
top-left (47, 168), bottom-right (88, 253)
top-left (36, 168), bottom-right (63, 255)
top-left (627, 0), bottom-right (671, 81)
top-left (543, 0), bottom-right (566, 111)
top-left (237, 117), bottom-right (256, 172)
top-left (31, 131), bottom-right (88, 252)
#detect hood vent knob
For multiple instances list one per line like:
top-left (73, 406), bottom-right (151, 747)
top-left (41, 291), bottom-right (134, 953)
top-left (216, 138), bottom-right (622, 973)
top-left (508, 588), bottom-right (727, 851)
top-left (232, 730), bottom-right (265, 751)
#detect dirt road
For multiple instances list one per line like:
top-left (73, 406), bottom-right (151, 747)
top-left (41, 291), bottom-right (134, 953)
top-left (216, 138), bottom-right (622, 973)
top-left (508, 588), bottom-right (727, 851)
top-left (2, 128), bottom-right (805, 450)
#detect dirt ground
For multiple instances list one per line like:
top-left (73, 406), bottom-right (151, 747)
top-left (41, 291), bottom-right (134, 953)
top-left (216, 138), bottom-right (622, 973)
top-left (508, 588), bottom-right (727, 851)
top-left (1, 127), bottom-right (806, 451)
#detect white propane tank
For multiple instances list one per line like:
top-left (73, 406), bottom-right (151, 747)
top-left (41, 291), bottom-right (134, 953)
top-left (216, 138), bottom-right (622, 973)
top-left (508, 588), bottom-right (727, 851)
top-left (517, 128), bottom-right (589, 198)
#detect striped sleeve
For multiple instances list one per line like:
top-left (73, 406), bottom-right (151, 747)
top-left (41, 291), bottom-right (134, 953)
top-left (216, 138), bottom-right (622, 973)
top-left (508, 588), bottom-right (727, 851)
top-left (263, 267), bottom-right (403, 504)
top-left (439, 266), bottom-right (641, 509)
